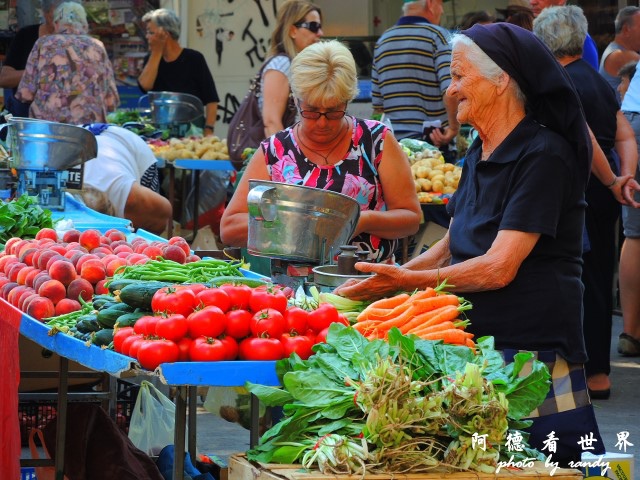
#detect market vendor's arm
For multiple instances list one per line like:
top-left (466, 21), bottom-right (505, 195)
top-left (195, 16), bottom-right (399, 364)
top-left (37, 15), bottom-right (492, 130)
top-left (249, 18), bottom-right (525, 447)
top-left (613, 111), bottom-right (640, 208)
top-left (354, 132), bottom-right (421, 239)
top-left (0, 66), bottom-right (23, 89)
top-left (137, 28), bottom-right (167, 92)
top-left (262, 69), bottom-right (291, 138)
top-left (123, 182), bottom-right (172, 235)
top-left (220, 148), bottom-right (271, 246)
top-left (588, 124), bottom-right (634, 206)
top-left (429, 94), bottom-right (460, 147)
top-left (204, 102), bottom-right (219, 136)
top-left (335, 228), bottom-right (539, 300)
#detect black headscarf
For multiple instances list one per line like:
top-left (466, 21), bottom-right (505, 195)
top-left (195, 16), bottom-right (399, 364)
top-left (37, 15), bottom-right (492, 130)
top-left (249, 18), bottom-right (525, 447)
top-left (461, 23), bottom-right (592, 180)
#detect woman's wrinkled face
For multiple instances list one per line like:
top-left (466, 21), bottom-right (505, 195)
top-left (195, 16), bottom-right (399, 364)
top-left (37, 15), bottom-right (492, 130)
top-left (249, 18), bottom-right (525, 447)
top-left (291, 10), bottom-right (323, 52)
top-left (447, 48), bottom-right (497, 126)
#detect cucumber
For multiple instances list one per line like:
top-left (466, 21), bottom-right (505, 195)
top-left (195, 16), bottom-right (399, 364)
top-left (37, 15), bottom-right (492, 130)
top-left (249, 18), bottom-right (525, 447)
top-left (107, 278), bottom-right (141, 294)
top-left (92, 328), bottom-right (114, 347)
top-left (114, 311), bottom-right (149, 328)
top-left (118, 281), bottom-right (173, 310)
top-left (75, 314), bottom-right (101, 333)
top-left (207, 275), bottom-right (269, 288)
top-left (97, 303), bottom-right (135, 328)
top-left (92, 295), bottom-right (117, 310)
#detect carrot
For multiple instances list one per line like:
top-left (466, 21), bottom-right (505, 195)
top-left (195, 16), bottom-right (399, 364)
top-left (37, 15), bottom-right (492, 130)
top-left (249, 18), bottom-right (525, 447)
top-left (407, 288), bottom-right (437, 302)
top-left (358, 298), bottom-right (414, 323)
top-left (411, 294), bottom-right (460, 312)
top-left (365, 293), bottom-right (411, 311)
top-left (399, 304), bottom-right (460, 334)
top-left (368, 304), bottom-right (419, 333)
top-left (420, 328), bottom-right (474, 344)
top-left (465, 338), bottom-right (476, 350)
top-left (353, 319), bottom-right (381, 333)
top-left (408, 320), bottom-right (458, 337)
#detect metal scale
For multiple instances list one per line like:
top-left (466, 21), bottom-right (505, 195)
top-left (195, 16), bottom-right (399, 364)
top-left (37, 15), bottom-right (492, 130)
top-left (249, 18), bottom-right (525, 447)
top-left (1, 118), bottom-right (97, 210)
top-left (138, 91), bottom-right (204, 137)
top-left (246, 180), bottom-right (372, 291)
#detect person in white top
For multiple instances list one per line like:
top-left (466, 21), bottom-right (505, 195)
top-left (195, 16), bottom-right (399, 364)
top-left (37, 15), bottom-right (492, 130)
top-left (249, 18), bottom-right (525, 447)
top-left (79, 125), bottom-right (172, 234)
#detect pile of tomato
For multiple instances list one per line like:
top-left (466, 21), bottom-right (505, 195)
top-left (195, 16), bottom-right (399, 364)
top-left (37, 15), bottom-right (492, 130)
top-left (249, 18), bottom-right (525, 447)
top-left (113, 282), bottom-right (348, 370)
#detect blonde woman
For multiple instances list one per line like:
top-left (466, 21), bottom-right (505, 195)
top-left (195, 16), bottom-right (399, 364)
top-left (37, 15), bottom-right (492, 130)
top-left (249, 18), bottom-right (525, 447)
top-left (259, 0), bottom-right (323, 137)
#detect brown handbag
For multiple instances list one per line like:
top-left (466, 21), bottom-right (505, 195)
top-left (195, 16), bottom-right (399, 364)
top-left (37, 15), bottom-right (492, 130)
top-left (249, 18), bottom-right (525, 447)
top-left (227, 56), bottom-right (297, 165)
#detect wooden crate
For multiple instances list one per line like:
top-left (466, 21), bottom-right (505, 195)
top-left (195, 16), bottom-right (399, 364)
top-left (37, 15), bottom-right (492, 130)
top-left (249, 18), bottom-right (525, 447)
top-left (228, 454), bottom-right (583, 480)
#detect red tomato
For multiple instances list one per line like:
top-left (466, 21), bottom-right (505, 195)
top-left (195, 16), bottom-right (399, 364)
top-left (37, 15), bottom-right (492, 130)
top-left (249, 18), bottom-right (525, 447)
top-left (250, 308), bottom-right (286, 338)
top-left (249, 287), bottom-right (288, 314)
top-left (189, 336), bottom-right (228, 362)
top-left (133, 315), bottom-right (160, 336)
top-left (315, 327), bottom-right (330, 344)
top-left (186, 306), bottom-right (226, 338)
top-left (224, 309), bottom-right (252, 339)
top-left (307, 303), bottom-right (340, 333)
top-left (113, 327), bottom-right (136, 354)
top-left (127, 335), bottom-right (148, 359)
top-left (151, 286), bottom-right (197, 317)
top-left (284, 307), bottom-right (309, 335)
top-left (219, 283), bottom-right (252, 310)
top-left (280, 334), bottom-right (315, 360)
top-left (119, 333), bottom-right (144, 357)
top-left (176, 337), bottom-right (193, 362)
top-left (155, 313), bottom-right (189, 342)
top-left (196, 287), bottom-right (231, 312)
top-left (137, 338), bottom-right (180, 370)
top-left (219, 335), bottom-right (239, 360)
top-left (238, 337), bottom-right (285, 361)
top-left (179, 283), bottom-right (207, 295)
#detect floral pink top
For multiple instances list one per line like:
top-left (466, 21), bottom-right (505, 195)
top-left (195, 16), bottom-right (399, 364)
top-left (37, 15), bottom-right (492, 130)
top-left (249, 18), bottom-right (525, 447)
top-left (16, 31), bottom-right (119, 124)
top-left (262, 117), bottom-right (396, 261)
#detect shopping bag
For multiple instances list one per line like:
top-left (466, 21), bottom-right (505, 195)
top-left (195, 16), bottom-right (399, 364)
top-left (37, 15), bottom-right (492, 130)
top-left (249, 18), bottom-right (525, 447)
top-left (128, 380), bottom-right (176, 456)
top-left (28, 428), bottom-right (70, 480)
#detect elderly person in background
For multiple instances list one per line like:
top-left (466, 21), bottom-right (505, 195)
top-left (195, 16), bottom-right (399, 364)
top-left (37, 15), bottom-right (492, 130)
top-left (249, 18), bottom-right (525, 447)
top-left (221, 40), bottom-right (421, 262)
top-left (15, 2), bottom-right (119, 123)
top-left (336, 23), bottom-right (604, 464)
top-left (534, 5), bottom-right (640, 400)
top-left (138, 8), bottom-right (219, 136)
top-left (0, 0), bottom-right (76, 116)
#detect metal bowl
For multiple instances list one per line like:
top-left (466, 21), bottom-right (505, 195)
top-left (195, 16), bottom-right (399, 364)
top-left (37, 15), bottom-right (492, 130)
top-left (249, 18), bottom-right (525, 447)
top-left (312, 264), bottom-right (372, 289)
top-left (138, 91), bottom-right (204, 125)
top-left (247, 180), bottom-right (360, 264)
top-left (2, 118), bottom-right (97, 170)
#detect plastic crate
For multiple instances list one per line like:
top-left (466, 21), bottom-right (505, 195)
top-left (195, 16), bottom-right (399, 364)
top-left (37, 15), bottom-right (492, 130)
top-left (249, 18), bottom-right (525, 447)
top-left (18, 379), bottom-right (138, 446)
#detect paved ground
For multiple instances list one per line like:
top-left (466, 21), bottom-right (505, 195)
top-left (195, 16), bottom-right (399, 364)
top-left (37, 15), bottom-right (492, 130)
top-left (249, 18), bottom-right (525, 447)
top-left (195, 314), bottom-right (640, 478)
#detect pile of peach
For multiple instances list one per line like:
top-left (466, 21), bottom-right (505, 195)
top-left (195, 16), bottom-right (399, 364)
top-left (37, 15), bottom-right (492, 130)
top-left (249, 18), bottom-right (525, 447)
top-left (0, 228), bottom-right (197, 321)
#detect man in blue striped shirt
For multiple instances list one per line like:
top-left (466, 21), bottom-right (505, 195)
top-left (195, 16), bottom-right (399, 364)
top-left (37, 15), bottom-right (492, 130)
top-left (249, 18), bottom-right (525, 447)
top-left (372, 0), bottom-right (460, 162)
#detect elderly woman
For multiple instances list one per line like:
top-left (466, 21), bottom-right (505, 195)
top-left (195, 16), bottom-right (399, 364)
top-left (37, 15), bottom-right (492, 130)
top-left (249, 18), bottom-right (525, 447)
top-left (221, 40), bottom-right (421, 262)
top-left (335, 23), bottom-right (604, 464)
top-left (138, 8), bottom-right (219, 135)
top-left (534, 5), bottom-right (640, 400)
top-left (15, 2), bottom-right (119, 123)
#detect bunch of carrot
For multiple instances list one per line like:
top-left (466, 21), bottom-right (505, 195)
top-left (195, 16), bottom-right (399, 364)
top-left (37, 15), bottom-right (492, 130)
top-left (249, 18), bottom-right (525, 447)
top-left (354, 287), bottom-right (475, 348)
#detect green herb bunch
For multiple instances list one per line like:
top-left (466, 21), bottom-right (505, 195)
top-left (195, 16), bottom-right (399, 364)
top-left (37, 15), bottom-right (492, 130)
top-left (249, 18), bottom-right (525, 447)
top-left (247, 324), bottom-right (551, 475)
top-left (0, 194), bottom-right (53, 248)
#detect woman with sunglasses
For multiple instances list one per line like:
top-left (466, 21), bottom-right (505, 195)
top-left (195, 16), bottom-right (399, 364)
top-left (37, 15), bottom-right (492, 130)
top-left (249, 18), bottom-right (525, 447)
top-left (259, 0), bottom-right (323, 138)
top-left (222, 40), bottom-right (422, 262)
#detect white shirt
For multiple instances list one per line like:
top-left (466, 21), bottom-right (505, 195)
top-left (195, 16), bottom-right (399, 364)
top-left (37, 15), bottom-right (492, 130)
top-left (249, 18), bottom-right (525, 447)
top-left (82, 126), bottom-right (156, 217)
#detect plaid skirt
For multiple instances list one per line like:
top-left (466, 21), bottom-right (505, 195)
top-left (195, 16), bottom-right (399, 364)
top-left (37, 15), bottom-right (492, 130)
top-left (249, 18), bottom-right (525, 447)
top-left (502, 349), bottom-right (605, 465)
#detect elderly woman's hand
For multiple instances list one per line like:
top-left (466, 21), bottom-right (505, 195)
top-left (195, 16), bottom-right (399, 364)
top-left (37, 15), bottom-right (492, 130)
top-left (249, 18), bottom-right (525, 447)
top-left (333, 262), bottom-right (414, 301)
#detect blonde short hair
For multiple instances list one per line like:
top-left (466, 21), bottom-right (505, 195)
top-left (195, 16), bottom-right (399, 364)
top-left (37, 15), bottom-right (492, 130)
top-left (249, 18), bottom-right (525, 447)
top-left (290, 40), bottom-right (358, 107)
top-left (269, 0), bottom-right (322, 59)
top-left (53, 2), bottom-right (88, 33)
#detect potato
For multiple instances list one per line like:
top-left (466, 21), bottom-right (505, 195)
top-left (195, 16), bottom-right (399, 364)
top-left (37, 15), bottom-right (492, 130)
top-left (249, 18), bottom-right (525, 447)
top-left (431, 180), bottom-right (444, 193)
top-left (416, 166), bottom-right (431, 179)
top-left (418, 178), bottom-right (432, 192)
top-left (443, 186), bottom-right (456, 194)
top-left (414, 180), bottom-right (422, 193)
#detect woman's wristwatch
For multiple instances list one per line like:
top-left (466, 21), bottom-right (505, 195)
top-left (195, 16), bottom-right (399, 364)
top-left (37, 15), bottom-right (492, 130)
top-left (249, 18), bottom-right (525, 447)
top-left (204, 124), bottom-right (214, 131)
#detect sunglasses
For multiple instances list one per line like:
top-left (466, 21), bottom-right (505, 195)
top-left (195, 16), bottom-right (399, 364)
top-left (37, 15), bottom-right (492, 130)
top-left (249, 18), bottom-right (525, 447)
top-left (294, 21), bottom-right (322, 33)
